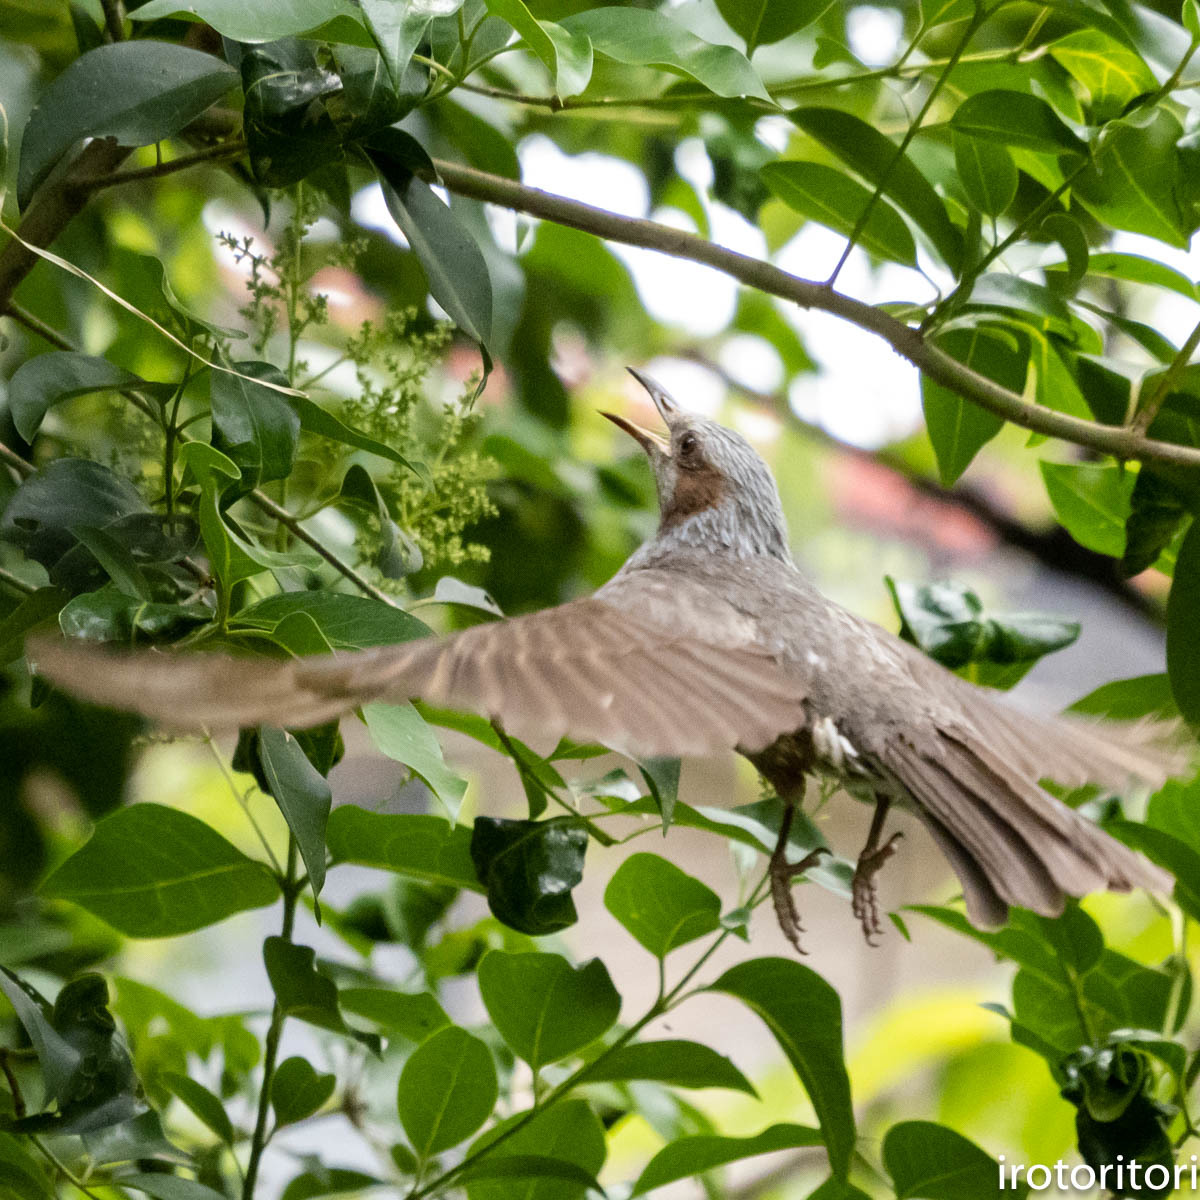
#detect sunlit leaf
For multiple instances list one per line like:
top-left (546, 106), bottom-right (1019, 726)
top-left (604, 853), bottom-right (720, 957)
top-left (397, 1025), bottom-right (497, 1157)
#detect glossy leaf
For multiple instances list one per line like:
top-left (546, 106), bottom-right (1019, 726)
top-left (484, 0), bottom-right (592, 97)
top-left (604, 852), bottom-right (720, 957)
top-left (470, 816), bottom-right (587, 934)
top-left (263, 938), bottom-right (381, 1053)
top-left (120, 1175), bottom-right (227, 1200)
top-left (1074, 111), bottom-right (1192, 248)
top-left (209, 361), bottom-right (301, 491)
top-left (715, 0), bottom-right (834, 53)
top-left (272, 1056), bottom-right (336, 1127)
top-left (1070, 251), bottom-right (1198, 300)
top-left (162, 1072), bottom-right (234, 1145)
top-left (361, 0), bottom-right (462, 85)
top-left (287, 392), bottom-right (421, 470)
top-left (632, 1123), bottom-right (823, 1195)
top-left (1168, 519), bottom-right (1200, 726)
top-left (790, 108), bottom-right (962, 269)
top-left (883, 1121), bottom-right (1020, 1199)
top-left (762, 162), bottom-right (917, 266)
top-left (477, 950), bottom-right (619, 1070)
top-left (130, 0), bottom-right (371, 44)
top-left (8, 352), bottom-right (148, 442)
top-left (362, 703), bottom-right (467, 821)
top-left (1040, 461), bottom-right (1135, 557)
top-left (233, 592), bottom-right (430, 649)
top-left (923, 327), bottom-right (1025, 485)
top-left (585, 1039), bottom-right (757, 1094)
top-left (40, 804), bottom-right (280, 936)
top-left (370, 151), bottom-right (493, 364)
top-left (396, 1025), bottom-right (497, 1158)
top-left (1048, 29), bottom-right (1156, 116)
top-left (326, 808), bottom-right (483, 891)
top-left (257, 726), bottom-right (332, 900)
top-left (18, 42), bottom-right (237, 207)
top-left (950, 89), bottom-right (1083, 154)
top-left (339, 988), bottom-right (450, 1042)
top-left (561, 7), bottom-right (770, 100)
top-left (709, 959), bottom-right (854, 1177)
top-left (952, 132), bottom-right (1017, 218)
top-left (465, 1100), bottom-right (605, 1200)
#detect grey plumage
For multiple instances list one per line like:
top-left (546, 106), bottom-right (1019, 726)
top-left (27, 369), bottom-right (1182, 932)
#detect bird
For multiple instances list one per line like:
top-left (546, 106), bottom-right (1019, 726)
top-left (27, 368), bottom-right (1181, 949)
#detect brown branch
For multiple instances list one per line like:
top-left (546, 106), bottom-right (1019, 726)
top-left (430, 158), bottom-right (1200, 472)
top-left (0, 138), bottom-right (132, 313)
top-left (100, 0), bottom-right (124, 42)
top-left (0, 441), bottom-right (34, 478)
top-left (85, 141), bottom-right (246, 191)
top-left (6, 303), bottom-right (75, 350)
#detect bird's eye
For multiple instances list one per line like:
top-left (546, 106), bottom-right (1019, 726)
top-left (679, 432), bottom-right (698, 457)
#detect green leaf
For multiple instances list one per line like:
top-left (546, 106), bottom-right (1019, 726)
top-left (339, 463), bottom-right (422, 579)
top-left (263, 938), bottom-right (381, 1053)
top-left (952, 132), bottom-right (1017, 218)
top-left (397, 1025), bottom-right (497, 1158)
top-left (1071, 673), bottom-right (1178, 721)
top-left (708, 959), bottom-right (854, 1178)
top-left (210, 361), bottom-right (301, 491)
top-left (17, 42), bottom-right (238, 207)
top-left (370, 151), bottom-right (493, 369)
top-left (966, 275), bottom-right (1073, 335)
top-left (465, 1100), bottom-right (606, 1200)
top-left (951, 89), bottom-right (1084, 154)
top-left (362, 703), bottom-right (467, 822)
top-left (257, 726), bottom-right (332, 900)
top-left (1048, 29), bottom-right (1156, 116)
top-left (632, 1123), bottom-right (823, 1195)
top-left (0, 967), bottom-right (82, 1105)
top-left (1074, 111), bottom-right (1191, 248)
top-left (1168, 518), bottom-right (1200, 727)
top-left (883, 1121), bottom-right (1021, 1199)
top-left (339, 988), bottom-right (450, 1042)
top-left (1069, 251), bottom-right (1198, 301)
top-left (8, 352), bottom-right (149, 442)
top-left (162, 1072), bottom-right (234, 1145)
top-left (1040, 213), bottom-right (1089, 290)
top-left (470, 816), bottom-right (587, 935)
top-left (790, 108), bottom-right (962, 269)
top-left (0, 586), bottom-right (68, 665)
top-left (714, 0), bottom-right (833, 53)
top-left (130, 0), bottom-right (371, 44)
top-left (637, 756), bottom-right (680, 831)
top-left (1106, 821), bottom-right (1200, 924)
top-left (484, 0), bottom-right (592, 97)
top-left (0, 1133), bottom-right (52, 1199)
top-left (1040, 461), bottom-right (1135, 557)
top-left (326, 808), bottom-right (483, 891)
top-left (57, 588), bottom-right (208, 645)
top-left (604, 853), bottom-right (720, 957)
top-left (457, 1156), bottom-right (602, 1192)
top-left (886, 578), bottom-right (1078, 683)
top-left (923, 327), bottom-right (1025, 485)
top-left (272, 1056), bottom-right (336, 1127)
top-left (286, 392), bottom-right (421, 470)
top-left (40, 804), bottom-right (280, 937)
top-left (360, 0), bottom-right (462, 86)
top-left (82, 1110), bottom-right (186, 1167)
top-left (119, 1175), bottom-right (227, 1200)
top-left (280, 1168), bottom-right (381, 1200)
top-left (585, 1039), bottom-right (757, 1095)
top-left (920, 0), bottom-right (973, 25)
top-left (561, 8), bottom-right (770, 101)
top-left (233, 592), bottom-right (431, 649)
top-left (762, 162), bottom-right (917, 266)
top-left (477, 950), bottom-right (619, 1071)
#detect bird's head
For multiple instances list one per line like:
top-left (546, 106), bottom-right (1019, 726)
top-left (603, 368), bottom-right (792, 562)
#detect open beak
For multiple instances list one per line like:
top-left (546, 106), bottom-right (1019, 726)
top-left (600, 367), bottom-right (678, 456)
top-left (601, 410), bottom-right (669, 456)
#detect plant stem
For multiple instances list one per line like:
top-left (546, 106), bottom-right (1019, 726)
top-left (242, 837), bottom-right (300, 1200)
top-left (826, 4), bottom-right (990, 287)
top-left (428, 158), bottom-right (1200, 471)
top-left (0, 566), bottom-right (36, 595)
top-left (408, 872), bottom-right (771, 1200)
top-left (5, 302), bottom-right (76, 350)
top-left (0, 441), bottom-right (34, 478)
top-left (86, 141), bottom-right (246, 191)
top-left (1130, 313), bottom-right (1200, 437)
top-left (31, 1135), bottom-right (105, 1200)
top-left (204, 735), bottom-right (285, 875)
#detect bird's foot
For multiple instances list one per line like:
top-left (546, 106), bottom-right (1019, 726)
top-left (769, 846), bottom-right (828, 955)
top-left (851, 831), bottom-right (903, 946)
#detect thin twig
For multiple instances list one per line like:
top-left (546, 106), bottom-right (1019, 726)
top-left (31, 1136), bottom-right (105, 1200)
top-left (0, 441), bottom-right (34, 477)
top-left (100, 0), bottom-right (124, 42)
top-left (1131, 314), bottom-right (1200, 437)
top-left (86, 141), bottom-right (246, 191)
top-left (430, 157), bottom-right (1200, 471)
top-left (5, 302), bottom-right (75, 350)
top-left (0, 566), bottom-right (37, 595)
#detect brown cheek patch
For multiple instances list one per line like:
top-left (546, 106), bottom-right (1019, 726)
top-left (661, 461), bottom-right (726, 530)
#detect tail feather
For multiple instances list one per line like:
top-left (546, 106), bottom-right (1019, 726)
top-left (888, 727), bottom-right (1173, 928)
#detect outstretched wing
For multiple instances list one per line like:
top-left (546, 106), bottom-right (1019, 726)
top-left (28, 571), bottom-right (809, 758)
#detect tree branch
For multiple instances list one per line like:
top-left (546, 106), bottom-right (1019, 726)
top-left (430, 158), bottom-right (1200, 471)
